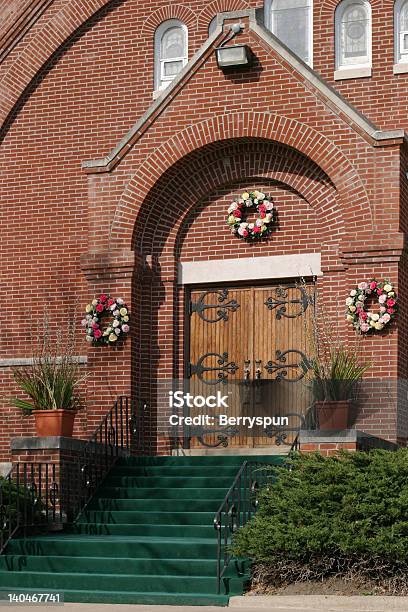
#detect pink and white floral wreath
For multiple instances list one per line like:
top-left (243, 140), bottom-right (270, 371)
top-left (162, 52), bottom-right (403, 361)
top-left (227, 191), bottom-right (274, 240)
top-left (346, 279), bottom-right (398, 333)
top-left (82, 294), bottom-right (130, 345)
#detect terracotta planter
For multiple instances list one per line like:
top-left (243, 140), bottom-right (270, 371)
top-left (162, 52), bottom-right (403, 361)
top-left (32, 409), bottom-right (76, 437)
top-left (315, 400), bottom-right (350, 431)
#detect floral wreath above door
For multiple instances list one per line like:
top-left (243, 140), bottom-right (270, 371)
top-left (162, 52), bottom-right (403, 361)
top-left (226, 191), bottom-right (274, 240)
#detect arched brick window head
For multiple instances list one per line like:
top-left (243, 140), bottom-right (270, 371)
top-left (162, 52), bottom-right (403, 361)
top-left (395, 0), bottom-right (408, 64)
top-left (264, 0), bottom-right (313, 66)
top-left (335, 0), bottom-right (371, 70)
top-left (154, 19), bottom-right (188, 92)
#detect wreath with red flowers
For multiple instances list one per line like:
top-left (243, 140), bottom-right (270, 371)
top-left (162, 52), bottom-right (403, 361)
top-left (82, 294), bottom-right (130, 345)
top-left (227, 190), bottom-right (274, 241)
top-left (345, 279), bottom-right (398, 333)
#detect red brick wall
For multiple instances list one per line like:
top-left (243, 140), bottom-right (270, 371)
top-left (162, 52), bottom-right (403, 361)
top-left (1, 1), bottom-right (407, 458)
top-left (300, 442), bottom-right (358, 456)
top-left (4, 1), bottom-right (408, 133)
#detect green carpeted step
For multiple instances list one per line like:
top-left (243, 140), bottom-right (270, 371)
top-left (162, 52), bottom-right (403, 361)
top-left (87, 498), bottom-right (222, 511)
top-left (97, 487), bottom-right (228, 500)
top-left (0, 588), bottom-right (230, 606)
top-left (117, 455), bottom-right (285, 466)
top-left (6, 536), bottom-right (218, 559)
top-left (111, 465), bottom-right (243, 477)
top-left (0, 556), bottom-right (229, 576)
top-left (0, 571), bottom-right (247, 594)
top-left (78, 510), bottom-right (215, 525)
top-left (0, 454), bottom-right (286, 606)
top-left (70, 523), bottom-right (215, 538)
top-left (104, 476), bottom-right (235, 488)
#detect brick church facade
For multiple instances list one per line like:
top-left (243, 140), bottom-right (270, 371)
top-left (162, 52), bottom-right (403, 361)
top-left (1, 0), bottom-right (408, 462)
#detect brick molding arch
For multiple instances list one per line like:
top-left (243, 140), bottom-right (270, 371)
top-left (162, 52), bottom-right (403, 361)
top-left (0, 0), bottom-right (115, 129)
top-left (111, 111), bottom-right (373, 250)
top-left (133, 144), bottom-right (340, 264)
top-left (197, 0), bottom-right (249, 31)
top-left (318, 0), bottom-right (394, 16)
top-left (142, 5), bottom-right (197, 37)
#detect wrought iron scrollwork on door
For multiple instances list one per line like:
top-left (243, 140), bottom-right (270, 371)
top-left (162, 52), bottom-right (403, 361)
top-left (189, 352), bottom-right (239, 384)
top-left (191, 289), bottom-right (240, 323)
top-left (264, 412), bottom-right (306, 446)
top-left (264, 286), bottom-right (312, 319)
top-left (264, 349), bottom-right (311, 382)
top-left (189, 426), bottom-right (240, 448)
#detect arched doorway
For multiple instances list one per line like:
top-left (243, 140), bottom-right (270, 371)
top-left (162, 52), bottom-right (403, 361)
top-left (130, 138), bottom-right (344, 454)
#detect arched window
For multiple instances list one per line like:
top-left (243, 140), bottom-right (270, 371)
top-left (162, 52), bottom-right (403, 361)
top-left (264, 0), bottom-right (313, 66)
top-left (335, 0), bottom-right (371, 70)
top-left (395, 0), bottom-right (408, 63)
top-left (154, 20), bottom-right (188, 92)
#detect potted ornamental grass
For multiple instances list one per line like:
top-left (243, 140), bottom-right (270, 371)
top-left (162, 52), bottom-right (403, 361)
top-left (304, 286), bottom-right (371, 430)
top-left (309, 346), bottom-right (370, 430)
top-left (11, 316), bottom-right (86, 437)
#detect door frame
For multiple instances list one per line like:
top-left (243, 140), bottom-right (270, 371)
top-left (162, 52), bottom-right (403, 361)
top-left (182, 276), bottom-right (316, 449)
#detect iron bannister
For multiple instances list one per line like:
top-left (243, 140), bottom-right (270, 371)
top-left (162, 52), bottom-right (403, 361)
top-left (0, 462), bottom-right (62, 553)
top-left (213, 460), bottom-right (275, 594)
top-left (0, 396), bottom-right (147, 554)
top-left (76, 396), bottom-right (147, 519)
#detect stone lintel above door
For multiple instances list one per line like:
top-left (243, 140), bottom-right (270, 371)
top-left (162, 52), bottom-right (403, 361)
top-left (178, 253), bottom-right (322, 285)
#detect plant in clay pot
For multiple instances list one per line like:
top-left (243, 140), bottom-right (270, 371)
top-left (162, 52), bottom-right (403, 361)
top-left (10, 314), bottom-right (87, 437)
top-left (304, 285), bottom-right (371, 431)
top-left (309, 347), bottom-right (370, 430)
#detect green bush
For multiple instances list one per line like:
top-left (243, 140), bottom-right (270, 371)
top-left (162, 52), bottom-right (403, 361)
top-left (231, 450), bottom-right (408, 592)
top-left (0, 477), bottom-right (44, 536)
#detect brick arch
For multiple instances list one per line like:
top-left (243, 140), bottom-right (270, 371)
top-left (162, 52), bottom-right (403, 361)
top-left (318, 0), bottom-right (394, 17)
top-left (133, 142), bottom-right (341, 268)
top-left (197, 0), bottom-right (249, 31)
top-left (112, 111), bottom-right (372, 251)
top-left (142, 5), bottom-right (198, 37)
top-left (0, 0), bottom-right (118, 130)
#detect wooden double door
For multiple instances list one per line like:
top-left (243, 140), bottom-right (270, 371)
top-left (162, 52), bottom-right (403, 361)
top-left (186, 283), bottom-right (314, 448)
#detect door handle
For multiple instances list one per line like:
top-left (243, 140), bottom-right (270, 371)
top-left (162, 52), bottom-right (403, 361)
top-left (242, 360), bottom-right (251, 405)
top-left (244, 360), bottom-right (251, 384)
top-left (255, 360), bottom-right (262, 403)
top-left (255, 360), bottom-right (262, 380)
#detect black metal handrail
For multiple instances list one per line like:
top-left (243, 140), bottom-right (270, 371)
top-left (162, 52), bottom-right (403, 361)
top-left (0, 396), bottom-right (147, 553)
top-left (0, 462), bottom-right (63, 553)
top-left (76, 396), bottom-right (147, 518)
top-left (213, 460), bottom-right (274, 594)
top-left (289, 401), bottom-right (317, 452)
top-left (212, 402), bottom-right (319, 592)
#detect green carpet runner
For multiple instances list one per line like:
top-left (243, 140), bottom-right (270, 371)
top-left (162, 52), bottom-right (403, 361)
top-left (0, 455), bottom-right (284, 605)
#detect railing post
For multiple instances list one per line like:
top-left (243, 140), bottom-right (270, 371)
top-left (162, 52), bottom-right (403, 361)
top-left (125, 397), bottom-right (130, 452)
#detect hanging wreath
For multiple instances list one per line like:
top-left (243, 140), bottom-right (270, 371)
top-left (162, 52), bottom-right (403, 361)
top-left (82, 294), bottom-right (130, 345)
top-left (227, 191), bottom-right (274, 240)
top-left (346, 280), bottom-right (398, 333)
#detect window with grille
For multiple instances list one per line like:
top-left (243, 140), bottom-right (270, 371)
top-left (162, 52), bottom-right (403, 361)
top-left (154, 20), bottom-right (188, 91)
top-left (335, 0), bottom-right (371, 69)
top-left (264, 0), bottom-right (313, 66)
